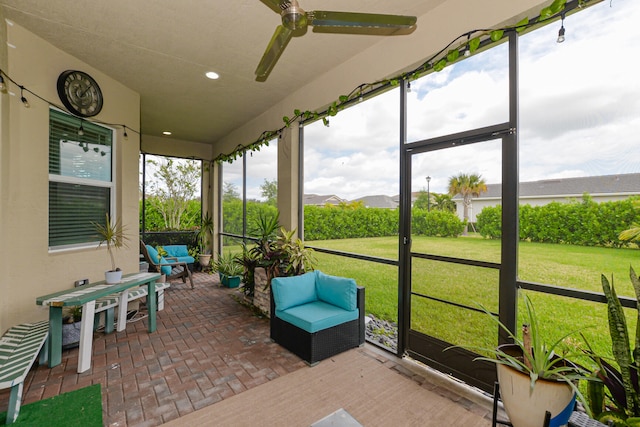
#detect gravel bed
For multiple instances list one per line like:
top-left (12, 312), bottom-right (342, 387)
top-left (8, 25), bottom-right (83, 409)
top-left (365, 314), bottom-right (398, 353)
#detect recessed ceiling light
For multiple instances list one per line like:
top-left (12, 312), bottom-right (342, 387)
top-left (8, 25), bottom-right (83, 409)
top-left (162, 131), bottom-right (172, 136)
top-left (205, 71), bottom-right (220, 80)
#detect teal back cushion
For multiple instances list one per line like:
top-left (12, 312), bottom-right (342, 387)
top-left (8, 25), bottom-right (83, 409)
top-left (272, 272), bottom-right (317, 311)
top-left (146, 245), bottom-right (160, 263)
top-left (315, 270), bottom-right (357, 311)
top-left (146, 245), bottom-right (171, 275)
top-left (164, 245), bottom-right (189, 257)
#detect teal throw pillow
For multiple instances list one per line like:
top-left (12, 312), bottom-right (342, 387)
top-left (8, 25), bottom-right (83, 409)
top-left (315, 270), bottom-right (357, 311)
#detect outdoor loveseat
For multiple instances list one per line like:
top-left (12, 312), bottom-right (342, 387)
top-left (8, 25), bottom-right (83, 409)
top-left (162, 245), bottom-right (195, 269)
top-left (140, 240), bottom-right (194, 288)
top-left (270, 270), bottom-right (365, 365)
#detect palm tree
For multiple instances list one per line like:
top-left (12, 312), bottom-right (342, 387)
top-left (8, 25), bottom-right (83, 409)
top-left (448, 173), bottom-right (487, 234)
top-left (432, 193), bottom-right (456, 213)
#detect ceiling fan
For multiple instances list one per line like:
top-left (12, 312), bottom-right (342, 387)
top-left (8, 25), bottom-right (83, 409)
top-left (255, 0), bottom-right (417, 81)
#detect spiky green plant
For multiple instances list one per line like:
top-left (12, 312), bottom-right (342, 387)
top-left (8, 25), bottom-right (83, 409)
top-left (449, 294), bottom-right (595, 414)
top-left (585, 267), bottom-right (640, 426)
top-left (92, 213), bottom-right (129, 271)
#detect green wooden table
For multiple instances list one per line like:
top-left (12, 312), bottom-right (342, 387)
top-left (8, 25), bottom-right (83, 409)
top-left (36, 272), bottom-right (161, 373)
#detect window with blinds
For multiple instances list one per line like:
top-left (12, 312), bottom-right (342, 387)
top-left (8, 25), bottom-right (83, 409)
top-left (49, 109), bottom-right (114, 249)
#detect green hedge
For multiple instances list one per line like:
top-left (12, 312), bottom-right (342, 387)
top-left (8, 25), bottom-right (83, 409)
top-left (221, 199), bottom-right (279, 237)
top-left (411, 209), bottom-right (466, 237)
top-left (303, 205), bottom-right (399, 240)
top-left (221, 203), bottom-right (466, 240)
top-left (476, 196), bottom-right (639, 247)
top-left (303, 206), bottom-right (465, 240)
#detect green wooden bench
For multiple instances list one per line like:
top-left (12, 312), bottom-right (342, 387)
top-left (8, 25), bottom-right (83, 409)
top-left (0, 320), bottom-right (49, 424)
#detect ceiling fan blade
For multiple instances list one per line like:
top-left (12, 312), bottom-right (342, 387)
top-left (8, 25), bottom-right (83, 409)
top-left (255, 25), bottom-right (293, 81)
top-left (259, 0), bottom-right (290, 14)
top-left (308, 11), bottom-right (417, 29)
top-left (311, 25), bottom-right (416, 36)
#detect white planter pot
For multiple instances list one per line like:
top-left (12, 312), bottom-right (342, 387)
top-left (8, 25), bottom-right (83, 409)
top-left (198, 254), bottom-right (212, 268)
top-left (497, 346), bottom-right (576, 427)
top-left (105, 270), bottom-right (123, 284)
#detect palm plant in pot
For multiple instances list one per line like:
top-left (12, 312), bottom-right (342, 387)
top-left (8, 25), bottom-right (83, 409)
top-left (454, 294), bottom-right (595, 427)
top-left (196, 212), bottom-right (214, 269)
top-left (93, 212), bottom-right (129, 284)
top-left (212, 252), bottom-right (243, 288)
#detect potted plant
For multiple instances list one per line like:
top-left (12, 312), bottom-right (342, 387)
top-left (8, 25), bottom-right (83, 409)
top-left (453, 294), bottom-right (594, 427)
top-left (239, 211), bottom-right (317, 315)
top-left (196, 212), bottom-right (214, 269)
top-left (243, 211), bottom-right (280, 295)
top-left (212, 252), bottom-right (243, 288)
top-left (62, 305), bottom-right (82, 348)
top-left (238, 243), bottom-right (259, 298)
top-left (274, 227), bottom-right (317, 277)
top-left (93, 212), bottom-right (129, 284)
top-left (583, 267), bottom-right (640, 426)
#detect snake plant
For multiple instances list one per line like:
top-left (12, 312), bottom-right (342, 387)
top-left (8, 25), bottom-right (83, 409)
top-left (587, 267), bottom-right (640, 426)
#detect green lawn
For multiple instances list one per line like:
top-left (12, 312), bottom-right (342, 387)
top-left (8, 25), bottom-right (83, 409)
top-left (306, 236), bottom-right (640, 359)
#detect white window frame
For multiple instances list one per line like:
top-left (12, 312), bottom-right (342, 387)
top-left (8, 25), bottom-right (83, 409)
top-left (48, 107), bottom-right (117, 252)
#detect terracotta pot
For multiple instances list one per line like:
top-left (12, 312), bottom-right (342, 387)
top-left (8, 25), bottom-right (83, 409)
top-left (497, 344), bottom-right (576, 427)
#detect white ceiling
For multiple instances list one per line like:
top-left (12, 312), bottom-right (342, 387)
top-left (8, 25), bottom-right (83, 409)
top-left (0, 0), bottom-right (446, 145)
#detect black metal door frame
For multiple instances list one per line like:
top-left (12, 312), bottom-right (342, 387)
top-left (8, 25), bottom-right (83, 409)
top-left (397, 31), bottom-right (519, 393)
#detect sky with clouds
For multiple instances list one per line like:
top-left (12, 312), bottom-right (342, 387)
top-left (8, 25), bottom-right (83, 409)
top-left (222, 0), bottom-right (639, 202)
top-left (303, 0), bottom-right (640, 199)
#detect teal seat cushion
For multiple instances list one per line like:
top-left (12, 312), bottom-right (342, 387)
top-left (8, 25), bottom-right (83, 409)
top-left (276, 301), bottom-right (358, 333)
top-left (271, 272), bottom-right (317, 311)
top-left (158, 257), bottom-right (172, 276)
top-left (315, 271), bottom-right (357, 311)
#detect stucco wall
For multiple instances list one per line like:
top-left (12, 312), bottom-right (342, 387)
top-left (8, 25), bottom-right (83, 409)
top-left (0, 23), bottom-right (140, 333)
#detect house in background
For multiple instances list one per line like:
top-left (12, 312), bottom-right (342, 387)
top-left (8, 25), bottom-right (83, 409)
top-left (456, 173), bottom-right (640, 223)
top-left (353, 195), bottom-right (399, 209)
top-left (303, 194), bottom-right (347, 207)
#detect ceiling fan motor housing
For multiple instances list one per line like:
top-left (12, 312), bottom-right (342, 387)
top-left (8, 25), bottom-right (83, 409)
top-left (282, 3), bottom-right (307, 30)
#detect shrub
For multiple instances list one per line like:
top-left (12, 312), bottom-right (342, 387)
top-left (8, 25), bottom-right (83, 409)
top-left (412, 209), bottom-right (466, 237)
top-left (476, 196), bottom-right (639, 247)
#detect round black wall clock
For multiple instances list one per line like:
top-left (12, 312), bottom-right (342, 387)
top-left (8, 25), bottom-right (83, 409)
top-left (57, 70), bottom-right (103, 117)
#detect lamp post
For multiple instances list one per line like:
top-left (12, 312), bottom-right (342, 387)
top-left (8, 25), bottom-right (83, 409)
top-left (426, 176), bottom-right (431, 212)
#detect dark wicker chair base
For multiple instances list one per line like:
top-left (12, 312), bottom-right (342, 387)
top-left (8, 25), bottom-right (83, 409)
top-left (270, 286), bottom-right (365, 365)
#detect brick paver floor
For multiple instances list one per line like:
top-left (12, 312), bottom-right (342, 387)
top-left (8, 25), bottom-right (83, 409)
top-left (3, 272), bottom-right (306, 426)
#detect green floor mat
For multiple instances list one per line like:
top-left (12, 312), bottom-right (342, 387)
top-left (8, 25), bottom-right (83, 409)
top-left (0, 383), bottom-right (102, 426)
